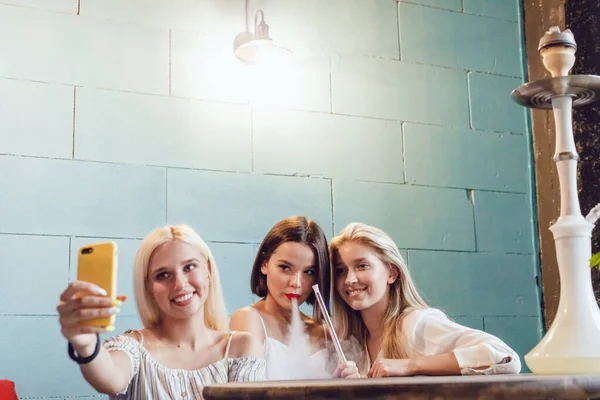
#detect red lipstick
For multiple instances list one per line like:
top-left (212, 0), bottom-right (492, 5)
top-left (285, 293), bottom-right (300, 300)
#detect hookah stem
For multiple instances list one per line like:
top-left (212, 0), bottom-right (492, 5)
top-left (312, 284), bottom-right (347, 363)
top-left (552, 95), bottom-right (581, 217)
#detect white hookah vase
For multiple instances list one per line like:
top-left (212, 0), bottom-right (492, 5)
top-left (513, 26), bottom-right (600, 375)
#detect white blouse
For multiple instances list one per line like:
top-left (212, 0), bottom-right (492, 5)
top-left (360, 308), bottom-right (521, 376)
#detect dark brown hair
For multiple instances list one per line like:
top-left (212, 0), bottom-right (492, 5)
top-left (250, 216), bottom-right (330, 323)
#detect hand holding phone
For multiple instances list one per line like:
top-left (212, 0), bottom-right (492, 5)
top-left (75, 242), bottom-right (119, 329)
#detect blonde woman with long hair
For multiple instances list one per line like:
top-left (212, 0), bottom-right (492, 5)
top-left (330, 222), bottom-right (521, 377)
top-left (57, 225), bottom-right (265, 398)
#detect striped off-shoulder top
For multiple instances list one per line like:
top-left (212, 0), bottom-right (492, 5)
top-left (103, 330), bottom-right (266, 399)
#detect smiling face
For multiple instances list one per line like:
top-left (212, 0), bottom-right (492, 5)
top-left (147, 240), bottom-right (210, 321)
top-left (333, 241), bottom-right (398, 312)
top-left (261, 241), bottom-right (318, 310)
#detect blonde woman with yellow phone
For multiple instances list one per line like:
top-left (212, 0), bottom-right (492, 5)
top-left (57, 224), bottom-right (265, 398)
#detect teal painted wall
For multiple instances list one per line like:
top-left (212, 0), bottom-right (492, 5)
top-left (0, 0), bottom-right (542, 397)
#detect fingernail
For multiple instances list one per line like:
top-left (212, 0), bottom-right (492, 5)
top-left (111, 299), bottom-right (123, 307)
top-left (94, 288), bottom-right (107, 296)
top-left (111, 307), bottom-right (121, 314)
top-left (105, 326), bottom-right (115, 332)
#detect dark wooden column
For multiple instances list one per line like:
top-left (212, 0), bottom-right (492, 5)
top-left (522, 0), bottom-right (600, 328)
top-left (521, 0), bottom-right (566, 327)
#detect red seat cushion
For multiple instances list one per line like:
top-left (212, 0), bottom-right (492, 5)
top-left (0, 380), bottom-right (18, 400)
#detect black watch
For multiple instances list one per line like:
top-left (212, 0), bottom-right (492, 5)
top-left (68, 334), bottom-right (101, 364)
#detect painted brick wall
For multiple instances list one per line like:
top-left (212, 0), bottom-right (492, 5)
top-left (0, 0), bottom-right (542, 397)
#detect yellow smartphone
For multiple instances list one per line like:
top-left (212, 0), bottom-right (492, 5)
top-left (77, 241), bottom-right (118, 328)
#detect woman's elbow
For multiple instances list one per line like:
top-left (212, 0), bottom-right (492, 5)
top-left (490, 352), bottom-right (522, 375)
top-left (96, 383), bottom-right (127, 396)
top-left (506, 353), bottom-right (522, 374)
top-left (82, 374), bottom-right (128, 396)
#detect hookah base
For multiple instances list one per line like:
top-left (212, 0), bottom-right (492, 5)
top-left (526, 355), bottom-right (600, 375)
top-left (525, 313), bottom-right (600, 375)
top-left (525, 310), bottom-right (600, 375)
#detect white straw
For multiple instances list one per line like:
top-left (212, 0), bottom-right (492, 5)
top-left (312, 284), bottom-right (347, 363)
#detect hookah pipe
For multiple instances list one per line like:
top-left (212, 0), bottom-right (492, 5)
top-left (312, 284), bottom-right (347, 363)
top-left (511, 26), bottom-right (600, 374)
top-left (284, 286), bottom-right (348, 363)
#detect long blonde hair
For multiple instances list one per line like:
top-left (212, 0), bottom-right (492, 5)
top-left (133, 224), bottom-right (227, 330)
top-left (330, 223), bottom-right (428, 359)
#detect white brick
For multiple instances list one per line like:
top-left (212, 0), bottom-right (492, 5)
top-left (250, 0), bottom-right (399, 58)
top-left (0, 315), bottom-right (141, 397)
top-left (409, 251), bottom-right (539, 316)
top-left (75, 88), bottom-right (252, 171)
top-left (332, 54), bottom-right (469, 126)
top-left (171, 26), bottom-right (330, 112)
top-left (249, 50), bottom-right (331, 113)
top-left (0, 6), bottom-right (169, 94)
top-left (400, 3), bottom-right (522, 76)
top-left (0, 156), bottom-right (166, 237)
top-left (334, 181), bottom-right (476, 251)
top-left (171, 30), bottom-right (250, 103)
top-left (0, 0), bottom-right (76, 13)
top-left (80, 0), bottom-right (244, 35)
top-left (404, 123), bottom-right (529, 192)
top-left (167, 169), bottom-right (333, 242)
top-left (0, 317), bottom-right (97, 397)
top-left (210, 242), bottom-right (257, 313)
top-left (0, 235), bottom-right (69, 314)
top-left (0, 79), bottom-right (73, 158)
top-left (253, 109), bottom-right (403, 182)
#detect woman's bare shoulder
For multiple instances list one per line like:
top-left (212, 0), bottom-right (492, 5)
top-left (230, 305), bottom-right (266, 337)
top-left (123, 328), bottom-right (150, 342)
top-left (227, 331), bottom-right (264, 358)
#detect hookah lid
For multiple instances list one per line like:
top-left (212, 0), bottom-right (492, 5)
top-left (538, 26), bottom-right (577, 51)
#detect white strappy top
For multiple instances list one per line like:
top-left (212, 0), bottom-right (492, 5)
top-left (253, 310), bottom-right (331, 380)
top-left (103, 330), bottom-right (266, 399)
